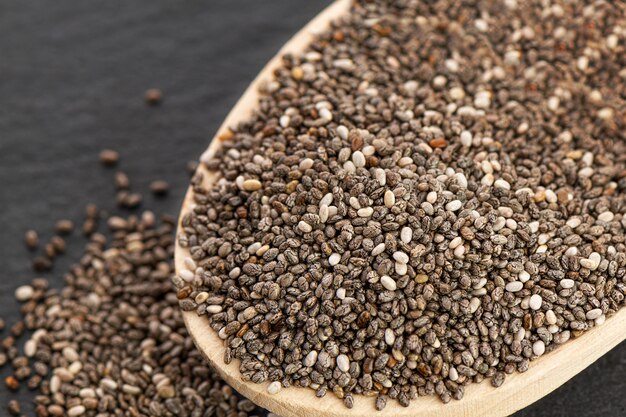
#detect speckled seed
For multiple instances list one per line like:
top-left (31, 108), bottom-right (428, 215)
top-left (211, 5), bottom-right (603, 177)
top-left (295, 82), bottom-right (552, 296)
top-left (100, 378), bottom-right (117, 391)
top-left (62, 347), bottom-right (79, 362)
top-left (298, 221), bottom-right (313, 233)
top-left (267, 381), bottom-right (282, 395)
top-left (579, 258), bottom-right (596, 270)
top-left (380, 276), bottom-right (397, 291)
top-left (505, 282), bottom-right (523, 292)
top-left (532, 340), bottom-right (545, 357)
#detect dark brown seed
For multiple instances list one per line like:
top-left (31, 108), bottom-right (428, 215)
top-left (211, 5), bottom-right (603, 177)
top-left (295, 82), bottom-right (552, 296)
top-left (99, 149), bottom-right (119, 166)
top-left (32, 256), bottom-right (52, 272)
top-left (10, 322), bottom-right (24, 337)
top-left (150, 180), bottom-right (170, 196)
top-left (82, 219), bottom-right (96, 236)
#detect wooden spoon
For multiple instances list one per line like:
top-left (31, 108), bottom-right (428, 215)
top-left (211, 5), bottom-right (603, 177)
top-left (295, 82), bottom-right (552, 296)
top-left (175, 0), bottom-right (626, 415)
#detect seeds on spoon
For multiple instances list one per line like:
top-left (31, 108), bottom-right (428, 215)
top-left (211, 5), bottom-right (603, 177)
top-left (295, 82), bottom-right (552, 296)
top-left (178, 0), bottom-right (626, 409)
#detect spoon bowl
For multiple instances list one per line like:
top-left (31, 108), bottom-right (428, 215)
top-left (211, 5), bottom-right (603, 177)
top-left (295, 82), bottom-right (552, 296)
top-left (175, 1), bottom-right (626, 415)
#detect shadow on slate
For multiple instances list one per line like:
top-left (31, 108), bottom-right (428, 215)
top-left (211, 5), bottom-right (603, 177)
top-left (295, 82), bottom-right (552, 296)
top-left (0, 1), bottom-right (623, 416)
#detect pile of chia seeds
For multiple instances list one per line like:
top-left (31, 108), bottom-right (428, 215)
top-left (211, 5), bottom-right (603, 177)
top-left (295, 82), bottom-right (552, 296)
top-left (177, 0), bottom-right (626, 409)
top-left (3, 160), bottom-right (269, 416)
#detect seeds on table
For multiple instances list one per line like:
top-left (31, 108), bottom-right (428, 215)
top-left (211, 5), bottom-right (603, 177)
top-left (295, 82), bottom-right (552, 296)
top-left (98, 149), bottom-right (119, 166)
top-left (3, 213), bottom-right (260, 417)
top-left (144, 88), bottom-right (162, 105)
top-left (149, 180), bottom-right (170, 196)
top-left (24, 230), bottom-right (39, 250)
top-left (14, 285), bottom-right (34, 302)
top-left (54, 219), bottom-right (74, 235)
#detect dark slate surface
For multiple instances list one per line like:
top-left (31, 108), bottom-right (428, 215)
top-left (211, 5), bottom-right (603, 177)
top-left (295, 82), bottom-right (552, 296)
top-left (0, 1), bottom-right (623, 416)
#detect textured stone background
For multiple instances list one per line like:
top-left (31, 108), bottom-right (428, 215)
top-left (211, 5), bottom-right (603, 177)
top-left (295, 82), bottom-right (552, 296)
top-left (0, 1), bottom-right (623, 416)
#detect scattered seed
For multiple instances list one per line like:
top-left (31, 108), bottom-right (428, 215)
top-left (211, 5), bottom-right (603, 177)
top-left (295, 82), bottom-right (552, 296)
top-left (7, 400), bottom-right (20, 416)
top-left (99, 149), bottom-right (119, 166)
top-left (150, 180), bottom-right (170, 196)
top-left (14, 285), bottom-right (34, 302)
top-left (54, 219), bottom-right (74, 235)
top-left (144, 88), bottom-right (162, 105)
top-left (24, 230), bottom-right (38, 250)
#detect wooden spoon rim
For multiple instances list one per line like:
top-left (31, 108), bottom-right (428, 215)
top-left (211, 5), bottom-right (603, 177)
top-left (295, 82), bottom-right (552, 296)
top-left (175, 0), bottom-right (626, 416)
